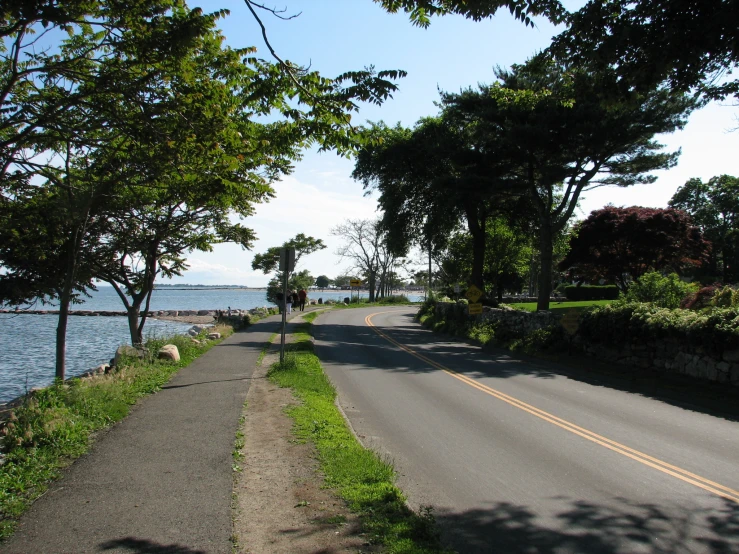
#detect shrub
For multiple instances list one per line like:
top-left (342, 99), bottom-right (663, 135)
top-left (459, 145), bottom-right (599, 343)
top-left (509, 325), bottom-right (566, 353)
top-left (623, 272), bottom-right (698, 309)
top-left (681, 284), bottom-right (721, 310)
top-left (578, 302), bottom-right (739, 353)
top-left (711, 285), bottom-right (739, 308)
top-left (564, 285), bottom-right (620, 301)
top-left (378, 294), bottom-right (410, 304)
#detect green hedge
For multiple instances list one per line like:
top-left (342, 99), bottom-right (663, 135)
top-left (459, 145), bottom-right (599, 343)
top-left (578, 302), bottom-right (739, 353)
top-left (565, 285), bottom-right (620, 301)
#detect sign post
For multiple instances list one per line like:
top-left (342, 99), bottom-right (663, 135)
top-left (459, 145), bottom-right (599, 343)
top-left (349, 279), bottom-right (362, 303)
top-left (466, 284), bottom-right (483, 315)
top-left (279, 247), bottom-right (296, 363)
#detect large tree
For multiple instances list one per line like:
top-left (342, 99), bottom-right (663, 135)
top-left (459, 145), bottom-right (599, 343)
top-left (1, 2), bottom-right (405, 372)
top-left (437, 216), bottom-right (532, 301)
top-left (374, 0), bottom-right (566, 27)
top-left (552, 0), bottom-right (739, 100)
top-left (558, 206), bottom-right (710, 290)
top-left (443, 55), bottom-right (695, 309)
top-left (376, 0), bottom-right (739, 101)
top-left (353, 116), bottom-right (524, 294)
top-left (331, 219), bottom-right (388, 303)
top-left (252, 234), bottom-right (326, 305)
top-left (669, 175), bottom-right (739, 282)
top-left (0, 0), bottom-right (218, 377)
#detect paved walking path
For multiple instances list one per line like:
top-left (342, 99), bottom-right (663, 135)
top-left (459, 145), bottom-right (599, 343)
top-left (0, 313), bottom-right (299, 554)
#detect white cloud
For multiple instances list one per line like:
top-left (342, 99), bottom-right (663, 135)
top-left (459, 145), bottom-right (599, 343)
top-left (172, 173), bottom-right (384, 286)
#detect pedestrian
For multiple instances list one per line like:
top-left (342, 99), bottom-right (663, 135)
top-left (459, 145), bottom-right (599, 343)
top-left (298, 288), bottom-right (307, 311)
top-left (275, 291), bottom-right (284, 314)
top-left (285, 291), bottom-right (293, 314)
top-left (292, 290), bottom-right (300, 311)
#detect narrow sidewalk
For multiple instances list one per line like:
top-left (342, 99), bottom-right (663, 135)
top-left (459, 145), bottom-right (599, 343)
top-left (0, 313), bottom-right (290, 554)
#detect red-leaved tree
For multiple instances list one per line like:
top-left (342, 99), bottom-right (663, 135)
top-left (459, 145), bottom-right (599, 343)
top-left (559, 206), bottom-right (710, 290)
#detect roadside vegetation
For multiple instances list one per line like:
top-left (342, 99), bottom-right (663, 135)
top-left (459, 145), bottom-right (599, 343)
top-left (268, 315), bottom-right (450, 553)
top-left (334, 294), bottom-right (416, 308)
top-left (509, 300), bottom-right (613, 313)
top-left (418, 299), bottom-right (567, 355)
top-left (420, 272), bottom-right (739, 377)
top-left (0, 324), bottom-right (233, 540)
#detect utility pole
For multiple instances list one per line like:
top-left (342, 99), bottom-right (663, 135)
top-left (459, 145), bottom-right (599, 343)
top-left (279, 247), bottom-right (295, 363)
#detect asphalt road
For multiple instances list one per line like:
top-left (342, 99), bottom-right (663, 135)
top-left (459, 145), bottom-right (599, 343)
top-left (314, 307), bottom-right (739, 554)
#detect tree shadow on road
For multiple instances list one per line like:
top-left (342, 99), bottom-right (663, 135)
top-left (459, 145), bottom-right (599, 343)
top-left (98, 537), bottom-right (207, 553)
top-left (314, 311), bottom-right (739, 422)
top-left (432, 496), bottom-right (739, 554)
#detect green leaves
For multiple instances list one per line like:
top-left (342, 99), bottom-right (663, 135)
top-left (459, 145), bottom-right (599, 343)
top-left (374, 0), bottom-right (567, 27)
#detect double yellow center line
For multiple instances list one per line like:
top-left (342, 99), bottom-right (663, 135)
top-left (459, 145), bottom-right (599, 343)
top-left (365, 311), bottom-right (739, 504)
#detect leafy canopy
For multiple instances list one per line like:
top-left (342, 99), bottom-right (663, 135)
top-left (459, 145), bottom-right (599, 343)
top-left (559, 206), bottom-right (710, 291)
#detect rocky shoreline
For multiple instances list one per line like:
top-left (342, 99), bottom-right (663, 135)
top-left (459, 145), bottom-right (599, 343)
top-left (0, 308), bottom-right (264, 325)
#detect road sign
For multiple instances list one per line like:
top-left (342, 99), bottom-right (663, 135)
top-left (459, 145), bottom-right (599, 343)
top-left (466, 284), bottom-right (482, 303)
top-left (468, 302), bottom-right (483, 315)
top-left (560, 309), bottom-right (580, 335)
top-left (349, 279), bottom-right (362, 287)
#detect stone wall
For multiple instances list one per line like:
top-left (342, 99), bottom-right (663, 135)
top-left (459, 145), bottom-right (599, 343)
top-left (434, 302), bottom-right (560, 335)
top-left (576, 337), bottom-right (739, 387)
top-left (432, 301), bottom-right (739, 387)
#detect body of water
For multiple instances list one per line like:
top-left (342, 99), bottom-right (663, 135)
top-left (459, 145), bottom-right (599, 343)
top-left (0, 287), bottom-right (422, 404)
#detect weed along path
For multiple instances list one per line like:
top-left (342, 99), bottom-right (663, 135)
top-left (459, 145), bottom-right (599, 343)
top-left (313, 307), bottom-right (739, 554)
top-left (0, 314), bottom-right (285, 554)
top-left (233, 309), bottom-right (449, 553)
top-left (232, 311), bottom-right (370, 553)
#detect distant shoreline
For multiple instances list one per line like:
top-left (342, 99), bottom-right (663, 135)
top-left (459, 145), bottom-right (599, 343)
top-left (153, 286), bottom-right (268, 291)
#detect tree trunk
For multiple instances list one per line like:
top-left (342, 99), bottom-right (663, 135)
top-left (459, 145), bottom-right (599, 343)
top-left (127, 306), bottom-right (143, 346)
top-left (368, 272), bottom-right (376, 302)
top-left (537, 219), bottom-right (554, 311)
top-left (470, 228), bottom-right (485, 293)
top-left (464, 201), bottom-right (487, 293)
top-left (55, 291), bottom-right (70, 381)
top-left (55, 224), bottom-right (84, 381)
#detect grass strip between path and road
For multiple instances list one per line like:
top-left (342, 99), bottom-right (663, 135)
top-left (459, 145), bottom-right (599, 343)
top-left (0, 323), bottom-right (235, 541)
top-left (268, 312), bottom-right (451, 554)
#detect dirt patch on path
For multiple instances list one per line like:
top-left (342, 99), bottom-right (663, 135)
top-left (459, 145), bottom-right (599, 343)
top-left (232, 317), bottom-right (373, 553)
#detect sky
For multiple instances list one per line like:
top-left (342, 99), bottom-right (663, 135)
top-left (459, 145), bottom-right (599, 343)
top-left (165, 0), bottom-right (739, 287)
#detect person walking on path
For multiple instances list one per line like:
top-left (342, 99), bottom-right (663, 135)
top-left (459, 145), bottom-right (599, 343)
top-left (298, 288), bottom-right (307, 311)
top-left (275, 291), bottom-right (284, 314)
top-left (285, 291), bottom-right (293, 314)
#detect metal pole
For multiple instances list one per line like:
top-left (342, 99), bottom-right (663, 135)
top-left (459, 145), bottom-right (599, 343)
top-left (280, 269), bottom-right (288, 363)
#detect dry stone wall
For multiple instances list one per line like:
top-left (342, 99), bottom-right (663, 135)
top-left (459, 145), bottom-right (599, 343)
top-left (432, 301), bottom-right (739, 387)
top-left (576, 337), bottom-right (739, 387)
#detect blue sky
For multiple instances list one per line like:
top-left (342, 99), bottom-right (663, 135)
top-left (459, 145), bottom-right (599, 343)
top-left (170, 0), bottom-right (739, 286)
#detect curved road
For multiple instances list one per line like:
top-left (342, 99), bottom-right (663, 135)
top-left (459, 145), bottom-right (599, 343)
top-left (314, 307), bottom-right (739, 554)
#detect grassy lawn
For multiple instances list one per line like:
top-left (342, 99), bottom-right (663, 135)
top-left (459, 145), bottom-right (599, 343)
top-left (268, 316), bottom-right (450, 553)
top-left (508, 299), bottom-right (614, 313)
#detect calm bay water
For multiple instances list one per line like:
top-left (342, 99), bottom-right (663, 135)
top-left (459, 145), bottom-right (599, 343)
top-left (0, 287), bottom-right (421, 403)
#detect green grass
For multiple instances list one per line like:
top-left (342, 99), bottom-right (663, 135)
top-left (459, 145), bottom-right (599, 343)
top-left (301, 311), bottom-right (320, 324)
top-left (268, 323), bottom-right (450, 553)
top-left (508, 299), bottom-right (614, 312)
top-left (333, 295), bottom-right (419, 310)
top-left (0, 324), bottom-right (233, 540)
